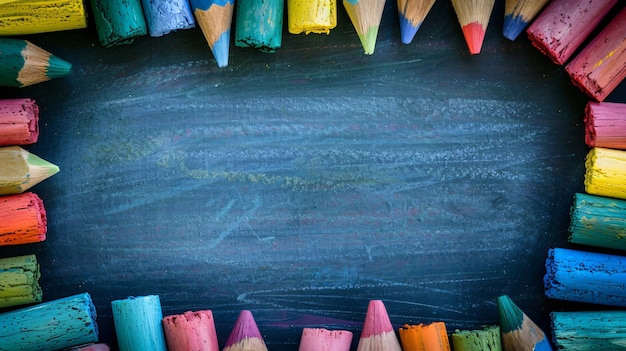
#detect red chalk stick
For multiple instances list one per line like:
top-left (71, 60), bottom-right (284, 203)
top-left (163, 310), bottom-right (219, 351)
top-left (356, 300), bottom-right (402, 351)
top-left (526, 0), bottom-right (618, 65)
top-left (585, 101), bottom-right (626, 149)
top-left (298, 328), bottom-right (353, 351)
top-left (0, 192), bottom-right (47, 246)
top-left (0, 98), bottom-right (39, 146)
top-left (223, 310), bottom-right (268, 351)
top-left (566, 7), bottom-right (626, 102)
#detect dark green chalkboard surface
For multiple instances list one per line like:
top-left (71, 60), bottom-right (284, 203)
top-left (1, 1), bottom-right (625, 350)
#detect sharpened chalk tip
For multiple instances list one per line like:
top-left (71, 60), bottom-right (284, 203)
top-left (212, 30), bottom-right (230, 68)
top-left (46, 55), bottom-right (72, 78)
top-left (399, 16), bottom-right (422, 44)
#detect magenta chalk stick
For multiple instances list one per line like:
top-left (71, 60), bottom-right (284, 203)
top-left (298, 328), bottom-right (353, 351)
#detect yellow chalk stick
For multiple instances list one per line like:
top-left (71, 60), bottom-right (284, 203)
top-left (585, 147), bottom-right (626, 200)
top-left (288, 0), bottom-right (337, 34)
top-left (0, 0), bottom-right (87, 35)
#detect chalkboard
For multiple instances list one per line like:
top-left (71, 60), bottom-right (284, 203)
top-left (1, 1), bottom-right (625, 350)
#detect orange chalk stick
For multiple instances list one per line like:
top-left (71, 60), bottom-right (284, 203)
top-left (399, 322), bottom-right (451, 351)
top-left (0, 98), bottom-right (39, 146)
top-left (585, 101), bottom-right (626, 149)
top-left (0, 192), bottom-right (47, 246)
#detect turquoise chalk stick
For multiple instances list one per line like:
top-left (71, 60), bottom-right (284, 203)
top-left (112, 295), bottom-right (167, 351)
top-left (569, 193), bottom-right (626, 251)
top-left (235, 0), bottom-right (284, 52)
top-left (0, 293), bottom-right (98, 351)
top-left (551, 310), bottom-right (626, 349)
top-left (141, 0), bottom-right (196, 37)
top-left (90, 0), bottom-right (148, 47)
top-left (545, 248), bottom-right (626, 307)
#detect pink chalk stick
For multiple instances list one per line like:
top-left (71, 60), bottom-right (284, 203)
top-left (68, 344), bottom-right (111, 351)
top-left (526, 0), bottom-right (618, 65)
top-left (223, 310), bottom-right (268, 351)
top-left (162, 310), bottom-right (219, 351)
top-left (566, 7), bottom-right (626, 102)
top-left (298, 328), bottom-right (353, 351)
top-left (0, 98), bottom-right (39, 146)
top-left (356, 300), bottom-right (402, 351)
top-left (585, 102), bottom-right (626, 149)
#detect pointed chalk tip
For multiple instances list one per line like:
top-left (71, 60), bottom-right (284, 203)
top-left (46, 54), bottom-right (72, 78)
top-left (358, 26), bottom-right (380, 55)
top-left (399, 16), bottom-right (422, 44)
top-left (361, 300), bottom-right (394, 338)
top-left (225, 310), bottom-right (263, 347)
top-left (503, 15), bottom-right (528, 41)
top-left (210, 31), bottom-right (230, 68)
top-left (461, 22), bottom-right (487, 54)
top-left (497, 295), bottom-right (527, 333)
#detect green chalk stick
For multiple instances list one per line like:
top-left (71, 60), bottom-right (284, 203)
top-left (0, 254), bottom-right (42, 309)
top-left (451, 325), bottom-right (502, 351)
top-left (90, 0), bottom-right (148, 47)
top-left (569, 193), bottom-right (626, 251)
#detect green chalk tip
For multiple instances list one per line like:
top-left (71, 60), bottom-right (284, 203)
top-left (27, 153), bottom-right (60, 175)
top-left (46, 55), bottom-right (72, 79)
top-left (359, 26), bottom-right (379, 55)
top-left (497, 295), bottom-right (524, 333)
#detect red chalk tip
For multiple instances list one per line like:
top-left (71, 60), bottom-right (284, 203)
top-left (361, 300), bottom-right (394, 338)
top-left (461, 22), bottom-right (486, 54)
top-left (223, 310), bottom-right (267, 351)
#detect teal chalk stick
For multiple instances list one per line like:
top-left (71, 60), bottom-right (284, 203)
top-left (551, 311), bottom-right (626, 349)
top-left (569, 193), bottom-right (626, 251)
top-left (0, 293), bottom-right (98, 351)
top-left (235, 0), bottom-right (284, 52)
top-left (112, 295), bottom-right (167, 351)
top-left (90, 0), bottom-right (148, 47)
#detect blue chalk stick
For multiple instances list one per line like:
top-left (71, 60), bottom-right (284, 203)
top-left (112, 295), bottom-right (167, 351)
top-left (0, 293), bottom-right (98, 351)
top-left (141, 0), bottom-right (196, 37)
top-left (545, 248), bottom-right (626, 307)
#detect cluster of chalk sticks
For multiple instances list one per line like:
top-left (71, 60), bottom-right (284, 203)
top-left (542, 101), bottom-right (626, 349)
top-left (0, 294), bottom-right (555, 351)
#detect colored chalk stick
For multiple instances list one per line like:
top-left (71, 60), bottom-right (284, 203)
top-left (0, 293), bottom-right (98, 351)
top-left (90, 0), bottom-right (148, 47)
top-left (503, 0), bottom-right (549, 41)
top-left (69, 345), bottom-right (111, 351)
top-left (545, 247), bottom-right (626, 306)
top-left (0, 254), bottom-right (41, 309)
top-left (569, 193), bottom-right (626, 251)
top-left (0, 0), bottom-right (87, 35)
top-left (356, 300), bottom-right (402, 351)
top-left (162, 310), bottom-right (219, 351)
top-left (0, 98), bottom-right (39, 146)
top-left (585, 147), bottom-right (626, 200)
top-left (497, 295), bottom-right (552, 351)
top-left (288, 0), bottom-right (337, 35)
top-left (399, 322), bottom-right (451, 351)
top-left (112, 295), bottom-right (167, 351)
top-left (0, 192), bottom-right (47, 246)
top-left (190, 0), bottom-right (234, 68)
top-left (141, 0), bottom-right (195, 37)
top-left (397, 0), bottom-right (436, 44)
top-left (235, 0), bottom-right (284, 52)
top-left (298, 328), bottom-right (353, 351)
top-left (526, 0), bottom-right (618, 65)
top-left (586, 102), bottom-right (626, 149)
top-left (343, 0), bottom-right (386, 55)
top-left (223, 310), bottom-right (268, 351)
top-left (451, 325), bottom-right (502, 351)
top-left (551, 310), bottom-right (626, 349)
top-left (565, 7), bottom-right (626, 102)
top-left (0, 146), bottom-right (59, 195)
top-left (0, 39), bottom-right (72, 88)
top-left (451, 0), bottom-right (495, 54)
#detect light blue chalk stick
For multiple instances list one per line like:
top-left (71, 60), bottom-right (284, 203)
top-left (545, 248), bottom-right (626, 307)
top-left (0, 293), bottom-right (98, 351)
top-left (111, 295), bottom-right (167, 351)
top-left (551, 310), bottom-right (626, 349)
top-left (141, 0), bottom-right (196, 37)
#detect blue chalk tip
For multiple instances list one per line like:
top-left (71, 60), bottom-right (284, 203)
top-left (535, 335), bottom-right (553, 350)
top-left (399, 16), bottom-right (421, 45)
top-left (503, 15), bottom-right (528, 41)
top-left (211, 30), bottom-right (230, 68)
